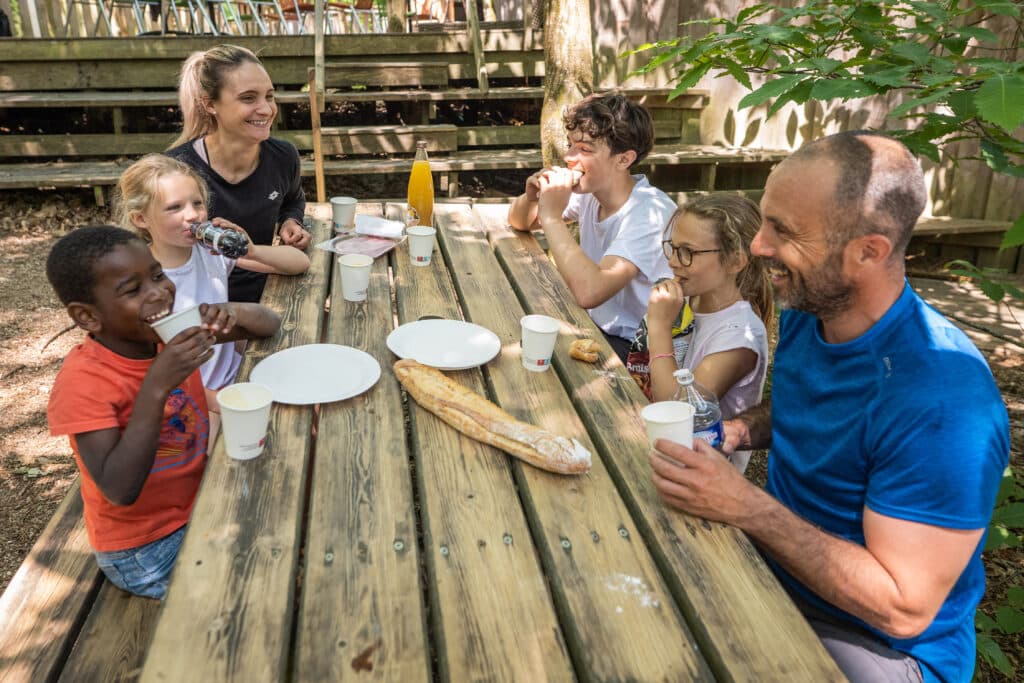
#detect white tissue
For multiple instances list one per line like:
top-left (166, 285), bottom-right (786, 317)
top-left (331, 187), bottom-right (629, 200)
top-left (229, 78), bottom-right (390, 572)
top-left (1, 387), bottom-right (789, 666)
top-left (355, 214), bottom-right (405, 240)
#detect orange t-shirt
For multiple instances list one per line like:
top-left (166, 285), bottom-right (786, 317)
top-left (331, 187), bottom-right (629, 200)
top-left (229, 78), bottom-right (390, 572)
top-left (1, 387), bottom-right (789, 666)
top-left (48, 336), bottom-right (209, 553)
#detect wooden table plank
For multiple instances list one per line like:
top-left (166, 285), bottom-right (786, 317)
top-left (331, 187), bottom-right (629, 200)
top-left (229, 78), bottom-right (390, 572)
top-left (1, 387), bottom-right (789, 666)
top-left (472, 203), bottom-right (846, 682)
top-left (293, 203), bottom-right (431, 682)
top-left (434, 204), bottom-right (713, 681)
top-left (140, 208), bottom-right (334, 682)
top-left (385, 204), bottom-right (575, 682)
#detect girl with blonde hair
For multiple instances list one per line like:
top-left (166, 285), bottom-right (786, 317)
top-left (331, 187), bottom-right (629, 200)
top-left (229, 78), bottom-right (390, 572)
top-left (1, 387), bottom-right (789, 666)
top-left (115, 153), bottom-right (309, 444)
top-left (643, 193), bottom-right (773, 472)
top-left (168, 44), bottom-right (311, 303)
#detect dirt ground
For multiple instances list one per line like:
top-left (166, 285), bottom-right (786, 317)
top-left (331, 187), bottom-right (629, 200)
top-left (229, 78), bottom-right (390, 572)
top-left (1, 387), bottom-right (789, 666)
top-left (1, 187), bottom-right (1021, 677)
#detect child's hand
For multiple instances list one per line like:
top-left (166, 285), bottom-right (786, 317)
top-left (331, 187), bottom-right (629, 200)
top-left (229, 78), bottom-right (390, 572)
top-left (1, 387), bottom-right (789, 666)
top-left (210, 218), bottom-right (253, 250)
top-left (199, 302), bottom-right (236, 336)
top-left (536, 166), bottom-right (575, 222)
top-left (148, 327), bottom-right (215, 393)
top-left (647, 279), bottom-right (685, 330)
top-left (524, 169), bottom-right (547, 201)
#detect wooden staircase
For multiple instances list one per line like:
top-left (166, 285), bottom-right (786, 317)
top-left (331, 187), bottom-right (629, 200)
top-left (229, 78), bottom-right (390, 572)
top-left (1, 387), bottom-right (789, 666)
top-left (0, 34), bottom-right (788, 201)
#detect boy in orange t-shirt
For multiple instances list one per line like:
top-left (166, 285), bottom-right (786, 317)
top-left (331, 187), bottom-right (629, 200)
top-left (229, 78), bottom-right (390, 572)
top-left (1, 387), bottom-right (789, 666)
top-left (46, 226), bottom-right (279, 599)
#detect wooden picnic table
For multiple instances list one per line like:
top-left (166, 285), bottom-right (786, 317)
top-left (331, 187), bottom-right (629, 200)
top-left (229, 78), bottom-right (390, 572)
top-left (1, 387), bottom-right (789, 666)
top-left (138, 201), bottom-right (845, 682)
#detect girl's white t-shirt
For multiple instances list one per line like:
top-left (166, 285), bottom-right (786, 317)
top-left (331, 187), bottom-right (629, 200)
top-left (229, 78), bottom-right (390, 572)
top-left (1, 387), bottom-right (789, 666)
top-left (163, 245), bottom-right (241, 391)
top-left (683, 300), bottom-right (769, 472)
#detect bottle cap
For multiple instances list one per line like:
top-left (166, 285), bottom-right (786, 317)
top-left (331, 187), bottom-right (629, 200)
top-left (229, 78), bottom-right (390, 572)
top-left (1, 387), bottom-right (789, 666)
top-left (415, 140), bottom-right (428, 148)
top-left (673, 368), bottom-right (694, 384)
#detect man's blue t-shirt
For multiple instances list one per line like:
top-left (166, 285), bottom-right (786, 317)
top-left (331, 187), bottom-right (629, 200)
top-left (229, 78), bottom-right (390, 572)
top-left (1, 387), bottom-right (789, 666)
top-left (766, 282), bottom-right (1008, 683)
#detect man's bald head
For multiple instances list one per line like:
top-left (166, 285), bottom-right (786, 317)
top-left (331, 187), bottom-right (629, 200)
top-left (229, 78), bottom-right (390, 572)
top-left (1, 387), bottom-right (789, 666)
top-left (782, 131), bottom-right (927, 261)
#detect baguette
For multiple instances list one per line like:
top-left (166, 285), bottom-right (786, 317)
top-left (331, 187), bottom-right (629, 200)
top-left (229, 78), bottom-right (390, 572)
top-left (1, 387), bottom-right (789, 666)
top-left (393, 359), bottom-right (591, 474)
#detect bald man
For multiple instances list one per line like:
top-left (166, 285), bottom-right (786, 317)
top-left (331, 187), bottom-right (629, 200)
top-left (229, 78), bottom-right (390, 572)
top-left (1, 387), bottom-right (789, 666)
top-left (649, 131), bottom-right (1008, 683)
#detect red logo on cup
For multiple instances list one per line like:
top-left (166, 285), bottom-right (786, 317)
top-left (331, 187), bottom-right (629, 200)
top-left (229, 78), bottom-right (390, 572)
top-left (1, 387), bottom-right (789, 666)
top-left (535, 358), bottom-right (550, 366)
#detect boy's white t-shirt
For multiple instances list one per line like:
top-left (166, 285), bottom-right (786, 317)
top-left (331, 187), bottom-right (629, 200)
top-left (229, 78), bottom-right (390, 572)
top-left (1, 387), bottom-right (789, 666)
top-left (683, 300), bottom-right (769, 472)
top-left (563, 174), bottom-right (675, 340)
top-left (163, 245), bottom-right (241, 391)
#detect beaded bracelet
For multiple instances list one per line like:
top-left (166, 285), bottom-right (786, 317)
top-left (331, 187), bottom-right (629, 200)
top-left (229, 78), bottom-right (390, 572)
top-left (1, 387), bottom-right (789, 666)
top-left (650, 353), bottom-right (675, 361)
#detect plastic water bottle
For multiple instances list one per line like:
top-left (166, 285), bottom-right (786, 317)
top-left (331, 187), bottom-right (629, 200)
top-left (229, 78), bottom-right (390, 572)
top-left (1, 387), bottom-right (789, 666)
top-left (672, 368), bottom-right (723, 448)
top-left (188, 221), bottom-right (249, 259)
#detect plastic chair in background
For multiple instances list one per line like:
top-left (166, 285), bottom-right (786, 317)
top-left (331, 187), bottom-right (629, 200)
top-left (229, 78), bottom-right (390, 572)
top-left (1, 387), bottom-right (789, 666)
top-left (344, 0), bottom-right (383, 33)
top-left (63, 0), bottom-right (114, 36)
top-left (246, 0), bottom-right (290, 33)
top-left (203, 0), bottom-right (249, 33)
top-left (161, 0), bottom-right (216, 33)
top-left (274, 0), bottom-right (347, 34)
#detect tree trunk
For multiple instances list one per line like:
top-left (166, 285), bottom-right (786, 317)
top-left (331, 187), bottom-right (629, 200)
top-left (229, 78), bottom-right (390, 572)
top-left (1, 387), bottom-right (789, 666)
top-left (540, 0), bottom-right (593, 167)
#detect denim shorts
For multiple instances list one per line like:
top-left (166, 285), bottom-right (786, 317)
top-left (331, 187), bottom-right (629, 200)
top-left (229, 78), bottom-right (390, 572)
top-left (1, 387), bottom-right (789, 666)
top-left (94, 525), bottom-right (187, 600)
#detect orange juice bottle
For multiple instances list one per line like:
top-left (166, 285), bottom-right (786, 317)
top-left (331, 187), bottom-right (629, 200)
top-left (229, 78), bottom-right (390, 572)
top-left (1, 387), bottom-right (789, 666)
top-left (407, 140), bottom-right (434, 227)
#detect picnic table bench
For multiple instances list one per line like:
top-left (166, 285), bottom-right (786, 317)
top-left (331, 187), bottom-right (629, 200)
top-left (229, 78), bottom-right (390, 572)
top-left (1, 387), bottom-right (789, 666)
top-left (0, 202), bottom-right (845, 682)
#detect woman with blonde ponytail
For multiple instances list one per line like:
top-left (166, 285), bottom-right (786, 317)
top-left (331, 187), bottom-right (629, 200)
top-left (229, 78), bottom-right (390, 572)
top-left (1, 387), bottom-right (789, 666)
top-left (167, 44), bottom-right (311, 303)
top-left (642, 193), bottom-right (772, 472)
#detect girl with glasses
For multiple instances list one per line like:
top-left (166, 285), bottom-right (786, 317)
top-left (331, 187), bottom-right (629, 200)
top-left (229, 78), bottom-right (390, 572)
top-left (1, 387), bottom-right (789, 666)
top-left (635, 194), bottom-right (773, 473)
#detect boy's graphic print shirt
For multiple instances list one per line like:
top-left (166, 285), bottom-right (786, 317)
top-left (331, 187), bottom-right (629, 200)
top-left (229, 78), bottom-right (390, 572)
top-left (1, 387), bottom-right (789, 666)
top-left (48, 336), bottom-right (209, 552)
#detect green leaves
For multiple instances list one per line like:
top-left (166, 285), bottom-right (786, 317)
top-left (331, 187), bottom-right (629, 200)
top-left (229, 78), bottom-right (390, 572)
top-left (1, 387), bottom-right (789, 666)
top-left (993, 502), bottom-right (1024, 528)
top-left (630, 0), bottom-right (1024, 313)
top-left (810, 78), bottom-right (877, 101)
top-left (890, 40), bottom-right (933, 66)
top-left (995, 606), bottom-right (1024, 634)
top-left (737, 74), bottom-right (807, 110)
top-left (977, 634), bottom-right (1014, 676)
top-left (975, 74), bottom-right (1024, 133)
top-left (1001, 213), bottom-right (1024, 250)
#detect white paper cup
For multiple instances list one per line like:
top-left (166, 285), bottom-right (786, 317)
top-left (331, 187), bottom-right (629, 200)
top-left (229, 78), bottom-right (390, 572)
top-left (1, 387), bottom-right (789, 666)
top-left (330, 196), bottom-right (358, 233)
top-left (641, 401), bottom-right (695, 450)
top-left (150, 304), bottom-right (202, 343)
top-left (520, 314), bottom-right (560, 372)
top-left (338, 253), bottom-right (373, 302)
top-left (407, 226), bottom-right (436, 266)
top-left (217, 382), bottom-right (273, 460)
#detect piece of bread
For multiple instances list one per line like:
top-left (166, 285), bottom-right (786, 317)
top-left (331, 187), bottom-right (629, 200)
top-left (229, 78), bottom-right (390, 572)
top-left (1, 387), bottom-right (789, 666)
top-left (569, 338), bottom-right (599, 363)
top-left (393, 359), bottom-right (591, 474)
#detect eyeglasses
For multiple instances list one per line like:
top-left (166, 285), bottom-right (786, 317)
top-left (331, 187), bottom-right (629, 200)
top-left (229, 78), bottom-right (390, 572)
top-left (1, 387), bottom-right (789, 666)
top-left (662, 240), bottom-right (722, 266)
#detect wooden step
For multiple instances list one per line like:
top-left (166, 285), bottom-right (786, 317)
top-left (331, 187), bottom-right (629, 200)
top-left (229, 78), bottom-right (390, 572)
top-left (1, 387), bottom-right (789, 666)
top-left (0, 87), bottom-right (709, 109)
top-left (913, 216), bottom-right (1012, 236)
top-left (313, 61), bottom-right (450, 88)
top-left (312, 123), bottom-right (459, 154)
top-left (0, 144), bottom-right (787, 190)
top-left (0, 113), bottom-right (702, 158)
top-left (0, 125), bottom-right (456, 158)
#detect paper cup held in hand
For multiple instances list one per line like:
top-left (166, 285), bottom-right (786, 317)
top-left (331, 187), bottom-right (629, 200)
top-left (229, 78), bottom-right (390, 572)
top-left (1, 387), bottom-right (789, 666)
top-left (150, 304), bottom-right (202, 343)
top-left (407, 226), bottom-right (436, 266)
top-left (330, 196), bottom-right (358, 233)
top-left (338, 253), bottom-right (373, 302)
top-left (217, 382), bottom-right (273, 460)
top-left (641, 401), bottom-right (695, 450)
top-left (520, 314), bottom-right (560, 372)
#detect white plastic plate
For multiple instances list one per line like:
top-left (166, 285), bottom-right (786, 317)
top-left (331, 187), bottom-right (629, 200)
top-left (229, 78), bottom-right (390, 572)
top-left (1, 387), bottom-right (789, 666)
top-left (387, 319), bottom-right (501, 370)
top-left (250, 344), bottom-right (381, 405)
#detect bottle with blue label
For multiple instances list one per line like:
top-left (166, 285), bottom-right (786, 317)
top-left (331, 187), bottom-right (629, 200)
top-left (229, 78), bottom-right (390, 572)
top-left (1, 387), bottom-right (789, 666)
top-left (672, 368), bottom-right (723, 448)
